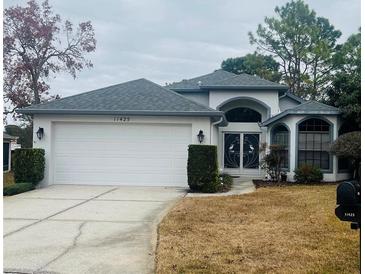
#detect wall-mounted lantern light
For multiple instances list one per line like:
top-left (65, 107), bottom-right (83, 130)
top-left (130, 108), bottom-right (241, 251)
top-left (36, 127), bottom-right (44, 140)
top-left (197, 130), bottom-right (205, 143)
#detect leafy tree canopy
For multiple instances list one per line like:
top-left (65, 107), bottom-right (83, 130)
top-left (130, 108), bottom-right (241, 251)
top-left (3, 0), bottom-right (96, 120)
top-left (221, 52), bottom-right (281, 82)
top-left (331, 131), bottom-right (361, 179)
top-left (249, 0), bottom-right (341, 99)
top-left (5, 124), bottom-right (33, 148)
top-left (324, 31), bottom-right (361, 130)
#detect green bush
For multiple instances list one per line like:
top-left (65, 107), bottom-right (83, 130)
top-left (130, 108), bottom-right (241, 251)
top-left (331, 131), bottom-right (361, 179)
top-left (13, 148), bottom-right (45, 185)
top-left (294, 164), bottom-right (323, 183)
top-left (187, 145), bottom-right (219, 193)
top-left (260, 143), bottom-right (286, 182)
top-left (3, 183), bottom-right (35, 196)
top-left (218, 173), bottom-right (233, 192)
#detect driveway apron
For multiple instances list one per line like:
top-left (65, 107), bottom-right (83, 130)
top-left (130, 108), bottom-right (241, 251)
top-left (4, 185), bottom-right (185, 274)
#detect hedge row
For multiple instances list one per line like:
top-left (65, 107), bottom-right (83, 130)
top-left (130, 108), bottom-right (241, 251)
top-left (13, 148), bottom-right (45, 185)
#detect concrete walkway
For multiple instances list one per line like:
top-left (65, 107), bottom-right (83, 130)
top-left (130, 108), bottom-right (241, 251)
top-left (3, 185), bottom-right (186, 274)
top-left (186, 178), bottom-right (256, 197)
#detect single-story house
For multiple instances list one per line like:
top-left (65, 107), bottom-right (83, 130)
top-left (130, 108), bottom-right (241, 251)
top-left (3, 133), bottom-right (18, 172)
top-left (17, 70), bottom-right (351, 187)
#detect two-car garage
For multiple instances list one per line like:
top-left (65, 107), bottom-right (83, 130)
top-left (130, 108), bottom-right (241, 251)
top-left (18, 78), bottom-right (223, 187)
top-left (53, 122), bottom-right (192, 187)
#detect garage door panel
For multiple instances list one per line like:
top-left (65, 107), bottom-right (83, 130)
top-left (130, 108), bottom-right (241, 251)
top-left (53, 122), bottom-right (191, 186)
top-left (54, 143), bottom-right (187, 157)
top-left (55, 175), bottom-right (186, 187)
top-left (54, 158), bottom-right (184, 172)
top-left (55, 123), bottom-right (191, 141)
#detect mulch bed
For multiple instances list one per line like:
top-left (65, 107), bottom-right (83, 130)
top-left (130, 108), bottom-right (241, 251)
top-left (253, 179), bottom-right (342, 188)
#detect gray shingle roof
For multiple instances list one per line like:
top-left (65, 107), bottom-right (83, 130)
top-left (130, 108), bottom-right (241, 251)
top-left (279, 91), bottom-right (305, 103)
top-left (166, 69), bottom-right (236, 91)
top-left (166, 70), bottom-right (288, 91)
top-left (200, 73), bottom-right (288, 90)
top-left (261, 101), bottom-right (340, 126)
top-left (17, 79), bottom-right (224, 118)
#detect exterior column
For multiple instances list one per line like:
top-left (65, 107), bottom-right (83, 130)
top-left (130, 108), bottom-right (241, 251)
top-left (289, 119), bottom-right (297, 180)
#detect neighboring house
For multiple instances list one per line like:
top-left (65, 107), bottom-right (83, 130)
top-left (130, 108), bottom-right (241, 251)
top-left (3, 133), bottom-right (18, 172)
top-left (17, 70), bottom-right (350, 187)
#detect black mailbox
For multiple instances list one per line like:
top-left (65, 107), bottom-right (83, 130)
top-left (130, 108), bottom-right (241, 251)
top-left (335, 181), bottom-right (360, 229)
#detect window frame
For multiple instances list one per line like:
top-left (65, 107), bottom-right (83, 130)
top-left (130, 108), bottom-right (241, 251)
top-left (296, 117), bottom-right (333, 173)
top-left (270, 123), bottom-right (290, 170)
top-left (225, 107), bottom-right (262, 123)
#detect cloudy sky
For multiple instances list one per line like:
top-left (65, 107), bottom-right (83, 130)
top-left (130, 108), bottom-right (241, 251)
top-left (4, 0), bottom-right (361, 98)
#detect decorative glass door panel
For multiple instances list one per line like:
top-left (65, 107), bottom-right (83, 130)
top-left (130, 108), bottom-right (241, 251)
top-left (224, 134), bottom-right (240, 168)
top-left (224, 133), bottom-right (260, 170)
top-left (243, 134), bottom-right (259, 168)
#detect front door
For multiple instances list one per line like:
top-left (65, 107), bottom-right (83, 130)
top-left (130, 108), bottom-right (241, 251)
top-left (224, 133), bottom-right (260, 170)
top-left (242, 134), bottom-right (259, 168)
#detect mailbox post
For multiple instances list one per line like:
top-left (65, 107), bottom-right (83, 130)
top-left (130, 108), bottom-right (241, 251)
top-left (335, 181), bottom-right (360, 229)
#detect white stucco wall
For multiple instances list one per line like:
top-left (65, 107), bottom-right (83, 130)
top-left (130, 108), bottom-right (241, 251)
top-left (209, 90), bottom-right (280, 116)
top-left (33, 114), bottom-right (212, 186)
top-left (179, 92), bottom-right (209, 106)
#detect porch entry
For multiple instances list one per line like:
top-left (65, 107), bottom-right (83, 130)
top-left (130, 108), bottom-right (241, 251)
top-left (224, 132), bottom-right (260, 170)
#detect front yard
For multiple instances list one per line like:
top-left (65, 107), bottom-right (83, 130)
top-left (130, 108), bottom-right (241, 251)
top-left (156, 185), bottom-right (359, 274)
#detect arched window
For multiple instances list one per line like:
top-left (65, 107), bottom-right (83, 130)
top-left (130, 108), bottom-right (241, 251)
top-left (225, 107), bottom-right (262, 123)
top-left (298, 118), bottom-right (331, 170)
top-left (271, 124), bottom-right (289, 168)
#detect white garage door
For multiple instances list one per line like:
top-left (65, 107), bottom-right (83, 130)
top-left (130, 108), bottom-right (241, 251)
top-left (53, 122), bottom-right (192, 186)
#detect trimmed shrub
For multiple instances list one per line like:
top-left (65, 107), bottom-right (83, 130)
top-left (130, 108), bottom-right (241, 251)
top-left (331, 131), bottom-right (361, 179)
top-left (219, 173), bottom-right (233, 192)
top-left (3, 183), bottom-right (35, 196)
top-left (13, 148), bottom-right (45, 185)
top-left (187, 145), bottom-right (219, 193)
top-left (294, 164), bottom-right (323, 183)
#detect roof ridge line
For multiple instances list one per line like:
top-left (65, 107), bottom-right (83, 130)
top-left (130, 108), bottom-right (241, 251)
top-left (165, 69), bottom-right (236, 89)
top-left (182, 69), bottom-right (235, 82)
top-left (143, 79), bottom-right (222, 113)
top-left (207, 72), bottom-right (287, 87)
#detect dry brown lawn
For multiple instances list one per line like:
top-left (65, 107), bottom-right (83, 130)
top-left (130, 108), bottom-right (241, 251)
top-left (156, 185), bottom-right (359, 274)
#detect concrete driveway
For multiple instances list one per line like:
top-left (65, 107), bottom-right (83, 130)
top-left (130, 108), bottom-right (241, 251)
top-left (4, 185), bottom-right (186, 274)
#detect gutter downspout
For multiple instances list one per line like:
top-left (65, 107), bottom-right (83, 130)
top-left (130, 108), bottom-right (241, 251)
top-left (210, 117), bottom-right (224, 145)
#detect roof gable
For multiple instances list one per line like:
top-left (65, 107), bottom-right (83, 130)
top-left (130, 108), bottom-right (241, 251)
top-left (200, 73), bottom-right (288, 90)
top-left (17, 79), bottom-right (223, 117)
top-left (166, 70), bottom-right (236, 90)
top-left (279, 92), bottom-right (305, 103)
top-left (261, 101), bottom-right (340, 126)
top-left (292, 101), bottom-right (340, 112)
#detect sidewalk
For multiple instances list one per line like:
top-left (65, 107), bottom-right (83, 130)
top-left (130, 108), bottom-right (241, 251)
top-left (186, 178), bottom-right (256, 197)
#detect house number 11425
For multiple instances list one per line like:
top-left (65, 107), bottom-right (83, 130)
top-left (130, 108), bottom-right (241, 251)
top-left (113, 117), bottom-right (130, 122)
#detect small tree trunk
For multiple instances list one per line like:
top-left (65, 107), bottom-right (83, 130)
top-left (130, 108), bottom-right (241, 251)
top-left (32, 75), bottom-right (41, 104)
